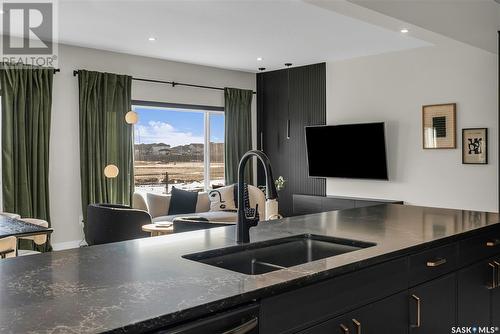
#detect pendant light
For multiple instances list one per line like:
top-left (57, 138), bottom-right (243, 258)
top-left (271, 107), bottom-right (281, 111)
top-left (125, 110), bottom-right (139, 124)
top-left (104, 164), bottom-right (119, 178)
top-left (285, 63), bottom-right (292, 140)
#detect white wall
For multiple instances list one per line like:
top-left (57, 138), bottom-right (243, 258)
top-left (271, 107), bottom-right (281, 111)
top-left (326, 42), bottom-right (498, 212)
top-left (50, 44), bottom-right (256, 248)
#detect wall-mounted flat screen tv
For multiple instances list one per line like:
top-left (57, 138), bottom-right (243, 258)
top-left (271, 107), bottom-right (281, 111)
top-left (305, 122), bottom-right (388, 180)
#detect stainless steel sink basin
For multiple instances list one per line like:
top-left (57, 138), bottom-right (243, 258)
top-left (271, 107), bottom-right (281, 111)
top-left (183, 234), bottom-right (376, 275)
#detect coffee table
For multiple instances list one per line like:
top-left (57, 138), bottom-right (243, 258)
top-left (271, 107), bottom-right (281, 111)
top-left (141, 223), bottom-right (174, 237)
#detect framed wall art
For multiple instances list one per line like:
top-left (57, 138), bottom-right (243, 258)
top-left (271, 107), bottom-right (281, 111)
top-left (422, 103), bottom-right (456, 149)
top-left (462, 128), bottom-right (487, 164)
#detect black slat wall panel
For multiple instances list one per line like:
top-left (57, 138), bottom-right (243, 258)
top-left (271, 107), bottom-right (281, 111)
top-left (257, 63), bottom-right (326, 217)
top-left (289, 63), bottom-right (326, 198)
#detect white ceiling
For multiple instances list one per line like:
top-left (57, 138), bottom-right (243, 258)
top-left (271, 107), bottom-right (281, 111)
top-left (349, 0), bottom-right (500, 54)
top-left (56, 0), bottom-right (430, 72)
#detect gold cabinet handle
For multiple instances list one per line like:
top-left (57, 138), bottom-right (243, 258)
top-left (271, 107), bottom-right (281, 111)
top-left (426, 258), bottom-right (447, 267)
top-left (340, 324), bottom-right (350, 333)
top-left (411, 294), bottom-right (421, 328)
top-left (352, 319), bottom-right (361, 334)
top-left (488, 262), bottom-right (497, 289)
top-left (486, 239), bottom-right (500, 247)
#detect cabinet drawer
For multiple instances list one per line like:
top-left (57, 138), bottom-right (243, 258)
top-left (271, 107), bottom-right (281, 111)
top-left (260, 258), bottom-right (408, 334)
top-left (459, 228), bottom-right (500, 266)
top-left (409, 243), bottom-right (458, 286)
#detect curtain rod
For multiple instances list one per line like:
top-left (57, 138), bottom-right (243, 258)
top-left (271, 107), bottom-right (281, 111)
top-left (73, 70), bottom-right (256, 94)
top-left (0, 68), bottom-right (60, 72)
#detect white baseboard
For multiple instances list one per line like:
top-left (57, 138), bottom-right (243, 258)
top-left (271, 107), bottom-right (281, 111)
top-left (52, 240), bottom-right (83, 251)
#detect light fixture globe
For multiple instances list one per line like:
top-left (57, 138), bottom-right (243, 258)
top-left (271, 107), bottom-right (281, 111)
top-left (104, 164), bottom-right (119, 178)
top-left (125, 111), bottom-right (139, 124)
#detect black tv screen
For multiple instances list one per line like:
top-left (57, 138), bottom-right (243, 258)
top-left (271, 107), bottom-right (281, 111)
top-left (305, 122), bottom-right (388, 180)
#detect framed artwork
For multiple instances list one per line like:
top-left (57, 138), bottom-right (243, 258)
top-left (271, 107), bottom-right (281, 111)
top-left (422, 103), bottom-right (456, 149)
top-left (462, 128), bottom-right (488, 164)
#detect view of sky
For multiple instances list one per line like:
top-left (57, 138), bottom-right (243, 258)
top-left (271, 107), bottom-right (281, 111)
top-left (133, 107), bottom-right (224, 146)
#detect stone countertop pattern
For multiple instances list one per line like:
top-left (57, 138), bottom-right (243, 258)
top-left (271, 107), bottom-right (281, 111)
top-left (0, 204), bottom-right (498, 333)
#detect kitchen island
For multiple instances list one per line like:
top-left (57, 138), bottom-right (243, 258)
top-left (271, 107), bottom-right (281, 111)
top-left (1, 204), bottom-right (499, 333)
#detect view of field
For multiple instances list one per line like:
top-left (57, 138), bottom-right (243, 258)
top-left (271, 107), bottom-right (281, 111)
top-left (132, 106), bottom-right (225, 194)
top-left (134, 160), bottom-right (224, 193)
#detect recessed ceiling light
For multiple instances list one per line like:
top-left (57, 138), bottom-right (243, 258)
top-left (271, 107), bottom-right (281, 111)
top-left (0, 10), bottom-right (4, 14)
top-left (148, 37), bottom-right (156, 41)
top-left (400, 28), bottom-right (409, 34)
top-left (257, 57), bottom-right (263, 61)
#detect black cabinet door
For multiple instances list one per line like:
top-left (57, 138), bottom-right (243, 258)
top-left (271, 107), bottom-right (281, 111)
top-left (492, 284), bottom-right (500, 326)
top-left (299, 292), bottom-right (408, 334)
top-left (257, 69), bottom-right (288, 184)
top-left (409, 274), bottom-right (456, 334)
top-left (491, 257), bottom-right (500, 326)
top-left (457, 259), bottom-right (493, 326)
top-left (256, 68), bottom-right (290, 215)
top-left (298, 314), bottom-right (351, 334)
top-left (348, 291), bottom-right (408, 334)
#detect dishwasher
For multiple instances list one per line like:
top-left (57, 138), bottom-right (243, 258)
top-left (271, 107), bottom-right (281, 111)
top-left (155, 302), bottom-right (259, 334)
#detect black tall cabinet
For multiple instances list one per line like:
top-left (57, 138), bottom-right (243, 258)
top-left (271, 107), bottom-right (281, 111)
top-left (257, 63), bottom-right (327, 217)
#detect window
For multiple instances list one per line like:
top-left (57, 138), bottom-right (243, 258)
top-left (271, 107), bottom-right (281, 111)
top-left (209, 113), bottom-right (224, 188)
top-left (132, 102), bottom-right (225, 194)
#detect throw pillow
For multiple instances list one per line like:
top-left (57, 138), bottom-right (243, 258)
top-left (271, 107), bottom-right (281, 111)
top-left (168, 187), bottom-right (198, 215)
top-left (208, 185), bottom-right (237, 212)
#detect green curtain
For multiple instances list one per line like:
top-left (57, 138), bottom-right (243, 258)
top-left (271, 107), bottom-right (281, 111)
top-left (78, 70), bottom-right (133, 241)
top-left (224, 87), bottom-right (253, 184)
top-left (0, 64), bottom-right (54, 251)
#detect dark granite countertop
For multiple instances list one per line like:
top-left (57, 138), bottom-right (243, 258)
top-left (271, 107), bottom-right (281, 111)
top-left (0, 204), bottom-right (498, 333)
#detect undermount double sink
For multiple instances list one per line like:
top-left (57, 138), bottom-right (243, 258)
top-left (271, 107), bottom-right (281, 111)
top-left (183, 234), bottom-right (376, 275)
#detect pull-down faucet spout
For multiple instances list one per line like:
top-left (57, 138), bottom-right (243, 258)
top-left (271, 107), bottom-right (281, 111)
top-left (237, 150), bottom-right (278, 243)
